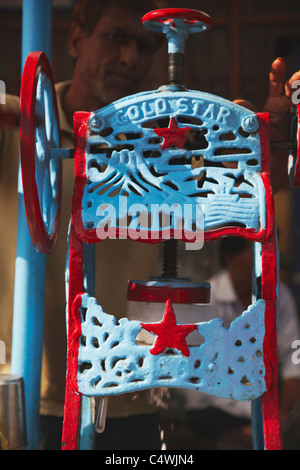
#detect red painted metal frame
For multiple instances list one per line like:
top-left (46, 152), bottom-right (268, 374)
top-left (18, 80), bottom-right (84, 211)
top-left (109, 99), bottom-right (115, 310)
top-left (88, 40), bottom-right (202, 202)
top-left (61, 232), bottom-right (282, 450)
top-left (61, 109), bottom-right (282, 449)
top-left (61, 236), bottom-right (282, 450)
top-left (260, 233), bottom-right (282, 450)
top-left (20, 51), bottom-right (62, 254)
top-left (61, 226), bottom-right (84, 450)
top-left (62, 112), bottom-right (89, 450)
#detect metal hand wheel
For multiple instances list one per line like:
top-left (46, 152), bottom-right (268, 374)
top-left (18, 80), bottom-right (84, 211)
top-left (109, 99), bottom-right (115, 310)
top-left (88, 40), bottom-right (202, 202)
top-left (20, 51), bottom-right (62, 254)
top-left (143, 8), bottom-right (212, 84)
top-left (142, 8), bottom-right (213, 39)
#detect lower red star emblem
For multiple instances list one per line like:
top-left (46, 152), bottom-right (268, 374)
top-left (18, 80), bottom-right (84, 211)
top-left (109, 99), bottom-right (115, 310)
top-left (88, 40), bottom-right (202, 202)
top-left (154, 117), bottom-right (190, 150)
top-left (141, 299), bottom-right (197, 357)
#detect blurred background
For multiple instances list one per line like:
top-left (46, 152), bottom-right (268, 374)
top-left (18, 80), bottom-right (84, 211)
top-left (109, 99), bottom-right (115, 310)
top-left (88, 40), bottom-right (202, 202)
top-left (1, 0), bottom-right (300, 303)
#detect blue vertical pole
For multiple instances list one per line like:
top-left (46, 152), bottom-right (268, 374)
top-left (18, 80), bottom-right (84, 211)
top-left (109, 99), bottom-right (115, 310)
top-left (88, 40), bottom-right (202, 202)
top-left (251, 399), bottom-right (264, 450)
top-left (80, 244), bottom-right (96, 449)
top-left (251, 242), bottom-right (264, 450)
top-left (11, 0), bottom-right (53, 450)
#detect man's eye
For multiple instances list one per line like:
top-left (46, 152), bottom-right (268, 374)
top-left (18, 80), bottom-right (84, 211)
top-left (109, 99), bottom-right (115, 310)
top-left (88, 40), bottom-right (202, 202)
top-left (104, 32), bottom-right (127, 45)
top-left (138, 39), bottom-right (156, 55)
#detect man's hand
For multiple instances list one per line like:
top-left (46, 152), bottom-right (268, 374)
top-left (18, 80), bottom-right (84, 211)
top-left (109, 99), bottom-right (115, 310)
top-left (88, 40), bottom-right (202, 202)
top-left (235, 58), bottom-right (300, 192)
top-left (264, 57), bottom-right (299, 122)
top-left (263, 58), bottom-right (300, 192)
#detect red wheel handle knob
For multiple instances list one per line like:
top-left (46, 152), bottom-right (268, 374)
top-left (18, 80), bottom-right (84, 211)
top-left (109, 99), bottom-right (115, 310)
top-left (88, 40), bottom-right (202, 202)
top-left (142, 8), bottom-right (213, 34)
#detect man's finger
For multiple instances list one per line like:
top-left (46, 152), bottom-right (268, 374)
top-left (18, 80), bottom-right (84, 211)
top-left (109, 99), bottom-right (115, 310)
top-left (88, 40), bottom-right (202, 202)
top-left (285, 70), bottom-right (300, 98)
top-left (268, 57), bottom-right (286, 98)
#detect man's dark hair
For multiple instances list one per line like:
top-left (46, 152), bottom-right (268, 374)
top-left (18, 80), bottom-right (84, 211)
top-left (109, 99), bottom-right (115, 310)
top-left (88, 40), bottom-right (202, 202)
top-left (219, 237), bottom-right (252, 267)
top-left (72, 0), bottom-right (168, 36)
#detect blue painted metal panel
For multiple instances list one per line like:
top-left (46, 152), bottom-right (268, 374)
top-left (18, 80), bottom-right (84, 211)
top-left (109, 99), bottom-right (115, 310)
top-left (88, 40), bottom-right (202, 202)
top-left (76, 293), bottom-right (266, 401)
top-left (79, 244), bottom-right (96, 450)
top-left (81, 89), bottom-right (265, 240)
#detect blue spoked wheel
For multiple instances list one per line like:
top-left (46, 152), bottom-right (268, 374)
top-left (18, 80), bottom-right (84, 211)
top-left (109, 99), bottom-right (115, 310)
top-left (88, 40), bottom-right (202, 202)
top-left (20, 51), bottom-right (62, 254)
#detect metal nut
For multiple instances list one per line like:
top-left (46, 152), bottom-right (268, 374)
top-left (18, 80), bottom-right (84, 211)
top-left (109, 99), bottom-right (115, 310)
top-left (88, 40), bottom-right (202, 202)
top-left (89, 114), bottom-right (104, 133)
top-left (241, 114), bottom-right (259, 134)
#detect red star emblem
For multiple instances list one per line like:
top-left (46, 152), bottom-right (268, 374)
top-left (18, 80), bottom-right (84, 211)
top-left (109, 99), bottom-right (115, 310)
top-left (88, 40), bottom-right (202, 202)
top-left (140, 300), bottom-right (197, 357)
top-left (154, 117), bottom-right (190, 150)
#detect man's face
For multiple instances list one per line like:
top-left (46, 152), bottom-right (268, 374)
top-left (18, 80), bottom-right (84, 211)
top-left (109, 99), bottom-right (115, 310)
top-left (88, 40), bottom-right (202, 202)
top-left (70, 4), bottom-right (159, 108)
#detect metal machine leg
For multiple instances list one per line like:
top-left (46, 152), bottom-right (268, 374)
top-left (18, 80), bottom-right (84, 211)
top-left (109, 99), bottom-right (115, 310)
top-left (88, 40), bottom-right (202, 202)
top-left (11, 0), bottom-right (53, 450)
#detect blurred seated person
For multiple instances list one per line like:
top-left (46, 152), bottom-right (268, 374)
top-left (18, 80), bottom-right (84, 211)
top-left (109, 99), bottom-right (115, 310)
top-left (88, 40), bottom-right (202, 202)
top-left (175, 237), bottom-right (300, 450)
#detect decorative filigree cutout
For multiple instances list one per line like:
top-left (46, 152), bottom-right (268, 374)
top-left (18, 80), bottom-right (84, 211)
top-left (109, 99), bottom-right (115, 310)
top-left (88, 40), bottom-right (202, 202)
top-left (76, 293), bottom-right (266, 401)
top-left (77, 89), bottom-right (267, 240)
